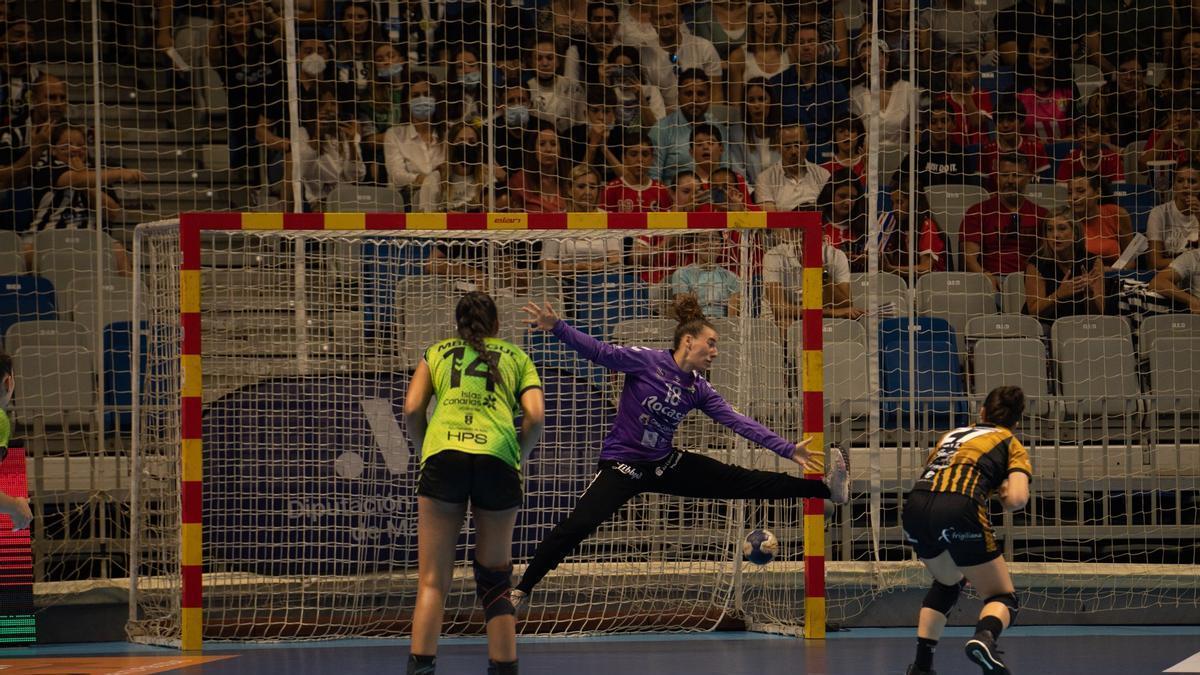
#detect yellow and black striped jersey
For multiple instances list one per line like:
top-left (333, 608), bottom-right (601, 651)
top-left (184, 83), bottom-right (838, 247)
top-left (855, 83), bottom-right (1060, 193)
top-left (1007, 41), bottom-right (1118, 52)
top-left (913, 424), bottom-right (1032, 504)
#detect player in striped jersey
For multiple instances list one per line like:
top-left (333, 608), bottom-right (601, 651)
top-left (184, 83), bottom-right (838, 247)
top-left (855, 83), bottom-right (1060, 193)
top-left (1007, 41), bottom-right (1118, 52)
top-left (403, 292), bottom-right (546, 675)
top-left (902, 386), bottom-right (1032, 675)
top-left (511, 294), bottom-right (849, 609)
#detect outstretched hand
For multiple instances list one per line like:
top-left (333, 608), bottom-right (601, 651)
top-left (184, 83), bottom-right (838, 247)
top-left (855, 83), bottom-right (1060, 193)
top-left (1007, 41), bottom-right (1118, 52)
top-left (521, 301), bottom-right (560, 331)
top-left (787, 436), bottom-right (815, 471)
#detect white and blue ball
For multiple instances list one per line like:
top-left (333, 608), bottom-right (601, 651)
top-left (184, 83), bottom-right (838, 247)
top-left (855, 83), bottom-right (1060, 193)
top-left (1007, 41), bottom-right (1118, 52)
top-left (742, 528), bottom-right (778, 565)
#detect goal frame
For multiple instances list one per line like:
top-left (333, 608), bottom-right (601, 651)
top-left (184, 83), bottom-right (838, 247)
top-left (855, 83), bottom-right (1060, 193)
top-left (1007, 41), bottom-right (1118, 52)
top-left (164, 209), bottom-right (825, 650)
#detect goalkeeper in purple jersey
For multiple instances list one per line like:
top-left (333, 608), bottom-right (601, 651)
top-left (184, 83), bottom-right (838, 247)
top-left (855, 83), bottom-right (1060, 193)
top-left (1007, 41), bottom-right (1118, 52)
top-left (511, 295), bottom-right (849, 608)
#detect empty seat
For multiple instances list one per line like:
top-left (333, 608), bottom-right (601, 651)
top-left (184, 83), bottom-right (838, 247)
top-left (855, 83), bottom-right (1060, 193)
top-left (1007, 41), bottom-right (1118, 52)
top-left (915, 272), bottom-right (999, 355)
top-left (1138, 314), bottom-right (1200, 357)
top-left (31, 230), bottom-right (122, 279)
top-left (1146, 336), bottom-right (1200, 431)
top-left (612, 317), bottom-right (675, 349)
top-left (62, 275), bottom-right (136, 322)
top-left (879, 316), bottom-right (969, 431)
top-left (1025, 182), bottom-right (1068, 210)
top-left (73, 296), bottom-right (134, 334)
top-left (324, 183), bottom-right (406, 212)
top-left (1052, 316), bottom-right (1140, 436)
top-left (526, 275), bottom-right (565, 303)
top-left (102, 320), bottom-right (146, 434)
top-left (4, 320), bottom-right (90, 354)
top-left (972, 337), bottom-right (1056, 426)
top-left (11, 345), bottom-right (95, 428)
top-left (789, 317), bottom-right (867, 351)
top-left (571, 272), bottom-right (648, 341)
top-left (1001, 271), bottom-right (1026, 314)
top-left (925, 184), bottom-right (989, 268)
top-left (964, 313), bottom-right (1043, 341)
top-left (823, 339), bottom-right (871, 425)
top-left (0, 275), bottom-right (56, 340)
top-left (1111, 183), bottom-right (1156, 234)
top-left (849, 271), bottom-right (909, 314)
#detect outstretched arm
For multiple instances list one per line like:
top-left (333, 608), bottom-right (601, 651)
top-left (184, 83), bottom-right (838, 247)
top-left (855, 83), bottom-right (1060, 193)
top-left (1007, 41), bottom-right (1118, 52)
top-left (697, 384), bottom-right (814, 470)
top-left (522, 302), bottom-right (651, 374)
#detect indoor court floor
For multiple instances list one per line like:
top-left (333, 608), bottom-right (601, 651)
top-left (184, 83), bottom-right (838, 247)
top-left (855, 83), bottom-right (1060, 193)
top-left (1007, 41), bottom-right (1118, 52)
top-left (1, 626), bottom-right (1199, 674)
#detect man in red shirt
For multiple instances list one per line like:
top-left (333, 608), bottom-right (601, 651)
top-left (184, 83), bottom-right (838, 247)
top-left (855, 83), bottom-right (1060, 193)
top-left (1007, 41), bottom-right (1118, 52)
top-left (962, 154), bottom-right (1047, 290)
top-left (978, 98), bottom-right (1049, 182)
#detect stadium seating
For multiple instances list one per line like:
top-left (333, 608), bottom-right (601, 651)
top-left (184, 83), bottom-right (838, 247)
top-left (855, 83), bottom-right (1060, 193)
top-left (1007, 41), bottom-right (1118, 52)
top-left (924, 184), bottom-right (990, 269)
top-left (1052, 316), bottom-right (1142, 440)
top-left (0, 275), bottom-right (57, 340)
top-left (915, 271), bottom-right (1000, 357)
top-left (878, 316), bottom-right (969, 435)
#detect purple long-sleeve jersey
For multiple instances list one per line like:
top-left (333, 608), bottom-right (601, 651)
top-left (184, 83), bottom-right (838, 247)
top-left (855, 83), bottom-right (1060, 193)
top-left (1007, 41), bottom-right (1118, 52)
top-left (552, 320), bottom-right (797, 463)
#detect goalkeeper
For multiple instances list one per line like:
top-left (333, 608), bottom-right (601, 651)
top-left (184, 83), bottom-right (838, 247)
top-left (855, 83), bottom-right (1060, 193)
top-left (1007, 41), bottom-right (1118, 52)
top-left (0, 353), bottom-right (30, 530)
top-left (403, 292), bottom-right (546, 675)
top-left (511, 295), bottom-right (848, 608)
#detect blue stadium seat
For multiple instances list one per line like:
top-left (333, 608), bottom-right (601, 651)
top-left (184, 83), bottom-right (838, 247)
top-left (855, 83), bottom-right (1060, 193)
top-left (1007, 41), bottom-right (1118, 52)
top-left (0, 275), bottom-right (56, 340)
top-left (361, 238), bottom-right (431, 344)
top-left (103, 320), bottom-right (147, 435)
top-left (879, 316), bottom-right (969, 430)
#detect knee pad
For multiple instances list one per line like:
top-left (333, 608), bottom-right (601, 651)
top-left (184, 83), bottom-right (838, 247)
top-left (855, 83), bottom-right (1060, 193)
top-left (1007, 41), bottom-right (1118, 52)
top-left (921, 579), bottom-right (966, 616)
top-left (473, 560), bottom-right (515, 621)
top-left (983, 592), bottom-right (1020, 624)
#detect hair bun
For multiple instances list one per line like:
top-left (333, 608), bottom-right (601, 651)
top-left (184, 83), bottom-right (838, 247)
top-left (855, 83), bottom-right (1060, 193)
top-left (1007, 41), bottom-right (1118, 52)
top-left (669, 293), bottom-right (707, 325)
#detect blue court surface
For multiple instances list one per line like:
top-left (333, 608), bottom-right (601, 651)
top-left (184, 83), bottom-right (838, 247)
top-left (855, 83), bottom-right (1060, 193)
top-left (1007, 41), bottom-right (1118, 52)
top-left (3, 626), bottom-right (1200, 674)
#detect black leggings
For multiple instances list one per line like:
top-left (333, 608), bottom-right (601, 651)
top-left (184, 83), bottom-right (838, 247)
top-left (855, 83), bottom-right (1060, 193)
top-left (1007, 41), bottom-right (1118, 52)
top-left (516, 450), bottom-right (830, 593)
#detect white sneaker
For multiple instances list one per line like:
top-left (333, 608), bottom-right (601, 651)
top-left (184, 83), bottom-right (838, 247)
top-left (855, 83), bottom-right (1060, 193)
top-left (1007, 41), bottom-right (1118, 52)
top-left (510, 588), bottom-right (528, 612)
top-left (825, 445), bottom-right (850, 505)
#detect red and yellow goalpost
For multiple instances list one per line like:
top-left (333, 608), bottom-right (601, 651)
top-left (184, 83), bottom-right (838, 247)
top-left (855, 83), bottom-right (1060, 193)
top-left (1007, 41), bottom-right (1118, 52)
top-left (175, 210), bottom-right (825, 650)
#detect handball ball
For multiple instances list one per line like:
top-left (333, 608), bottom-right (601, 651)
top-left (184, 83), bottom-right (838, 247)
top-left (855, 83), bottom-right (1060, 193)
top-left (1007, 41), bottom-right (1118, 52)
top-left (743, 529), bottom-right (778, 566)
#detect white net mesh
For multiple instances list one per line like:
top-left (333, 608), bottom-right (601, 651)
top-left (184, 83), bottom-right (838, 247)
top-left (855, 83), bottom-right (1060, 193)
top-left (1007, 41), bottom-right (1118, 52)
top-left (0, 0), bottom-right (1194, 645)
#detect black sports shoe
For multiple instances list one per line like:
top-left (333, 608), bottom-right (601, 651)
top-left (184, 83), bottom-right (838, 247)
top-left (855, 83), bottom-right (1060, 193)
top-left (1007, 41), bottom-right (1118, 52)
top-left (965, 630), bottom-right (1010, 674)
top-left (906, 663), bottom-right (936, 675)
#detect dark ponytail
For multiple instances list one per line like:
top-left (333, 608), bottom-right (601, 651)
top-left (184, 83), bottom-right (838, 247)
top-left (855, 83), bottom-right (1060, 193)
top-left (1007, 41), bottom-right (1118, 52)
top-left (669, 294), bottom-right (714, 349)
top-left (455, 291), bottom-right (500, 380)
top-left (983, 385), bottom-right (1025, 429)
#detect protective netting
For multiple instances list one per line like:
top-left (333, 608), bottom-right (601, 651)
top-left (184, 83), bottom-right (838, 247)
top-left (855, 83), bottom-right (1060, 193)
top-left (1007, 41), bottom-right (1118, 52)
top-left (130, 224), bottom-right (826, 642)
top-left (0, 0), bottom-right (1194, 645)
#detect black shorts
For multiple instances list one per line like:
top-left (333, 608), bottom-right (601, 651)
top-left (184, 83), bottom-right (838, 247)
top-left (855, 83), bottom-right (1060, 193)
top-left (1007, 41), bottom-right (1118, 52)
top-left (901, 490), bottom-right (1001, 567)
top-left (417, 450), bottom-right (523, 511)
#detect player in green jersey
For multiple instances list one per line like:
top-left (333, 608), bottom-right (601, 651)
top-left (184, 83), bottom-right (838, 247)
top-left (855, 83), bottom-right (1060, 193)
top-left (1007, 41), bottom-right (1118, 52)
top-left (0, 353), bottom-right (30, 530)
top-left (403, 292), bottom-right (545, 675)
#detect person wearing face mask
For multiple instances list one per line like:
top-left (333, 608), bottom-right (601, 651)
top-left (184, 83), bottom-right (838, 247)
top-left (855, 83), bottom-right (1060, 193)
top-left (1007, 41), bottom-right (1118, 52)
top-left (255, 38), bottom-right (331, 194)
top-left (491, 83), bottom-right (537, 183)
top-left (384, 73), bottom-right (445, 210)
top-left (437, 122), bottom-right (490, 212)
top-left (447, 48), bottom-right (484, 124)
top-left (0, 353), bottom-right (31, 532)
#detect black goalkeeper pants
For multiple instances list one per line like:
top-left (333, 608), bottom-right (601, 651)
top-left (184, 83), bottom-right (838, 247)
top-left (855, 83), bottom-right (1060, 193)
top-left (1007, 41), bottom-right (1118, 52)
top-left (516, 449), bottom-right (831, 594)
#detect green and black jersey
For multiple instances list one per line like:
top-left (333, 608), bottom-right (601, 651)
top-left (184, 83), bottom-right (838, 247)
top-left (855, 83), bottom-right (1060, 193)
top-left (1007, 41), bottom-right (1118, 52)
top-left (421, 337), bottom-right (541, 470)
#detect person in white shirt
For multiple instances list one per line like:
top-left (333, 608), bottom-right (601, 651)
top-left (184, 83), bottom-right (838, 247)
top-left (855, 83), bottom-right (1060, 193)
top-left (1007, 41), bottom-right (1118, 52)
top-left (755, 123), bottom-right (831, 211)
top-left (728, 1), bottom-right (791, 103)
top-left (849, 39), bottom-right (916, 155)
top-left (618, 0), bottom-right (658, 48)
top-left (384, 72), bottom-right (446, 211)
top-left (293, 90), bottom-right (366, 209)
top-left (640, 0), bottom-right (722, 108)
top-left (1149, 248), bottom-right (1200, 313)
top-left (527, 34), bottom-right (584, 130)
top-left (763, 227), bottom-right (862, 325)
top-left (1148, 163), bottom-right (1200, 270)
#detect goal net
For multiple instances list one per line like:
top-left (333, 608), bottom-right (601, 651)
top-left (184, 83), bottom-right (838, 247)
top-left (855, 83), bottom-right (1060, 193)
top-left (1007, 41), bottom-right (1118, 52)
top-left (129, 212), bottom-right (832, 645)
